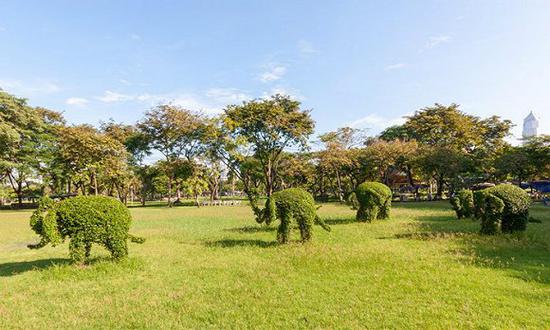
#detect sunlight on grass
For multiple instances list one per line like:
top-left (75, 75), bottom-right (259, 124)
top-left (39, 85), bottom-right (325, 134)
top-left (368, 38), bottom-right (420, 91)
top-left (1, 202), bottom-right (548, 328)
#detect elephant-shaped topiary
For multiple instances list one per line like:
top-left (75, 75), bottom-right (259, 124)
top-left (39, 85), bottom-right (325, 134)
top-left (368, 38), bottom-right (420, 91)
top-left (355, 182), bottom-right (392, 222)
top-left (474, 184), bottom-right (531, 235)
top-left (450, 189), bottom-right (474, 219)
top-left (28, 196), bottom-right (145, 263)
top-left (257, 188), bottom-right (330, 243)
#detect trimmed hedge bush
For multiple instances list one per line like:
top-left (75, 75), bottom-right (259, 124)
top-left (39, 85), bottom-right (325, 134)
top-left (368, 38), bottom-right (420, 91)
top-left (355, 182), bottom-right (392, 222)
top-left (450, 189), bottom-right (474, 219)
top-left (270, 188), bottom-right (330, 243)
top-left (28, 196), bottom-right (145, 263)
top-left (473, 184), bottom-right (531, 234)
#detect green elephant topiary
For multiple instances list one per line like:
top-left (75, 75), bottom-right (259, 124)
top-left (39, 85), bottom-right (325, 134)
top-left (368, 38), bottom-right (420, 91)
top-left (261, 188), bottom-right (330, 244)
top-left (450, 189), bottom-right (474, 219)
top-left (474, 184), bottom-right (531, 234)
top-left (28, 196), bottom-right (145, 263)
top-left (355, 182), bottom-right (392, 222)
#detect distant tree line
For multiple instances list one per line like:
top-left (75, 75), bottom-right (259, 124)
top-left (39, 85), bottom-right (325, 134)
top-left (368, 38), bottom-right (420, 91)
top-left (1, 88), bottom-right (548, 208)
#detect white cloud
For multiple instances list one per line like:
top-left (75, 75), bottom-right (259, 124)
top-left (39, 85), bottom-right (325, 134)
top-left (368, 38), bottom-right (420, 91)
top-left (0, 78), bottom-right (61, 95)
top-left (262, 86), bottom-right (304, 101)
top-left (259, 64), bottom-right (287, 83)
top-left (298, 40), bottom-right (317, 55)
top-left (384, 63), bottom-right (406, 71)
top-left (96, 88), bottom-right (253, 115)
top-left (425, 35), bottom-right (451, 49)
top-left (65, 97), bottom-right (89, 106)
top-left (205, 88), bottom-right (251, 104)
top-left (347, 113), bottom-right (408, 132)
top-left (97, 90), bottom-right (134, 102)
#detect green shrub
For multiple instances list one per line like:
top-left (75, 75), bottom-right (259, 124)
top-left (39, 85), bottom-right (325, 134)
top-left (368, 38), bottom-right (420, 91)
top-left (270, 188), bottom-right (330, 243)
top-left (479, 192), bottom-right (505, 235)
top-left (450, 189), bottom-right (474, 219)
top-left (28, 196), bottom-right (145, 263)
top-left (473, 190), bottom-right (485, 219)
top-left (474, 184), bottom-right (531, 234)
top-left (355, 182), bottom-right (392, 222)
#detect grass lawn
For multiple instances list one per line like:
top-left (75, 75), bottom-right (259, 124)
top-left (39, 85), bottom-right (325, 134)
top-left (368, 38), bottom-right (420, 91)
top-left (0, 201), bottom-right (549, 329)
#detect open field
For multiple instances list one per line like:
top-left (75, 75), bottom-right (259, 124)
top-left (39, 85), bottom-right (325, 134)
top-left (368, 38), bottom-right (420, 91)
top-left (1, 202), bottom-right (549, 329)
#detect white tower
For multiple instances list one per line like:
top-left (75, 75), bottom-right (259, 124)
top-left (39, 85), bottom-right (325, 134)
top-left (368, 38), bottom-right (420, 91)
top-left (522, 111), bottom-right (539, 140)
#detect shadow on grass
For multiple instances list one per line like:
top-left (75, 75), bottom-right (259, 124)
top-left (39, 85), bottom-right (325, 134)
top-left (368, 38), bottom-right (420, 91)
top-left (204, 239), bottom-right (278, 248)
top-left (0, 258), bottom-right (70, 277)
top-left (393, 213), bottom-right (550, 284)
top-left (224, 226), bottom-right (276, 233)
top-left (323, 217), bottom-right (357, 225)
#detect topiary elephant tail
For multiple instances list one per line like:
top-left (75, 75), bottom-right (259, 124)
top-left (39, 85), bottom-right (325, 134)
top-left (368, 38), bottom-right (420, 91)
top-left (27, 240), bottom-right (49, 250)
top-left (315, 215), bottom-right (331, 232)
top-left (129, 234), bottom-right (146, 244)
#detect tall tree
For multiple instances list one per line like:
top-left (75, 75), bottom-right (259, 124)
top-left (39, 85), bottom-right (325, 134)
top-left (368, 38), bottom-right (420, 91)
top-left (0, 90), bottom-right (49, 205)
top-left (138, 104), bottom-right (206, 206)
top-left (210, 94), bottom-right (314, 221)
top-left (57, 125), bottom-right (128, 196)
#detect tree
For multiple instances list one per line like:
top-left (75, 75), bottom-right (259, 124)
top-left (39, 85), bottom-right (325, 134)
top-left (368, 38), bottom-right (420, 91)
top-left (317, 127), bottom-right (364, 201)
top-left (138, 104), bottom-right (206, 206)
top-left (403, 103), bottom-right (481, 150)
top-left (522, 135), bottom-right (550, 179)
top-left (183, 165), bottom-right (209, 207)
top-left (415, 146), bottom-right (472, 199)
top-left (57, 125), bottom-right (128, 196)
top-left (211, 94), bottom-right (315, 222)
top-left (0, 90), bottom-right (50, 206)
top-left (364, 139), bottom-right (419, 187)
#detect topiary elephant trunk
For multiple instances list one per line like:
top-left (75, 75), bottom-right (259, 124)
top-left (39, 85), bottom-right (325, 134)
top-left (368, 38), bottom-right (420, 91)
top-left (255, 188), bottom-right (330, 243)
top-left (28, 196), bottom-right (145, 263)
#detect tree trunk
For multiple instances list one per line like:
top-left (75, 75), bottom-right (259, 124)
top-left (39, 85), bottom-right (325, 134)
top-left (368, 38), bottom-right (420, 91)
top-left (264, 159), bottom-right (274, 198)
top-left (167, 177), bottom-right (173, 207)
top-left (93, 173), bottom-right (98, 196)
top-left (335, 169), bottom-right (344, 202)
top-left (436, 176), bottom-right (444, 200)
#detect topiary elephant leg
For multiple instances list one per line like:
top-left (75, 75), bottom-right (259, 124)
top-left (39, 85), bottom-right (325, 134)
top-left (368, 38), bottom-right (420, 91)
top-left (277, 213), bottom-right (292, 244)
top-left (105, 236), bottom-right (128, 260)
top-left (69, 237), bottom-right (87, 264)
top-left (298, 216), bottom-right (313, 242)
top-left (356, 206), bottom-right (367, 222)
top-left (85, 242), bottom-right (92, 259)
top-left (364, 205), bottom-right (378, 222)
top-left (378, 199), bottom-right (391, 219)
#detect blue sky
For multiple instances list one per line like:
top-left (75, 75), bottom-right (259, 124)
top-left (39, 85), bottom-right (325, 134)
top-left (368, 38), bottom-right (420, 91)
top-left (1, 0), bottom-right (549, 142)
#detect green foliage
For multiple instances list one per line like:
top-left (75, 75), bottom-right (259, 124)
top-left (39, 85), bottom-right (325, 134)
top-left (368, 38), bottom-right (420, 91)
top-left (450, 189), bottom-right (474, 219)
top-left (479, 192), bottom-right (505, 235)
top-left (355, 182), bottom-right (392, 222)
top-left (28, 196), bottom-right (144, 263)
top-left (222, 94), bottom-right (315, 209)
top-left (346, 192), bottom-right (358, 210)
top-left (271, 188), bottom-right (329, 243)
top-left (473, 190), bottom-right (485, 219)
top-left (261, 196), bottom-right (277, 225)
top-left (474, 184), bottom-right (531, 234)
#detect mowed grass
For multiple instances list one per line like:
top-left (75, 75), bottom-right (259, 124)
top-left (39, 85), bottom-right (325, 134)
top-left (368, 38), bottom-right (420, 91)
top-left (0, 202), bottom-right (549, 329)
